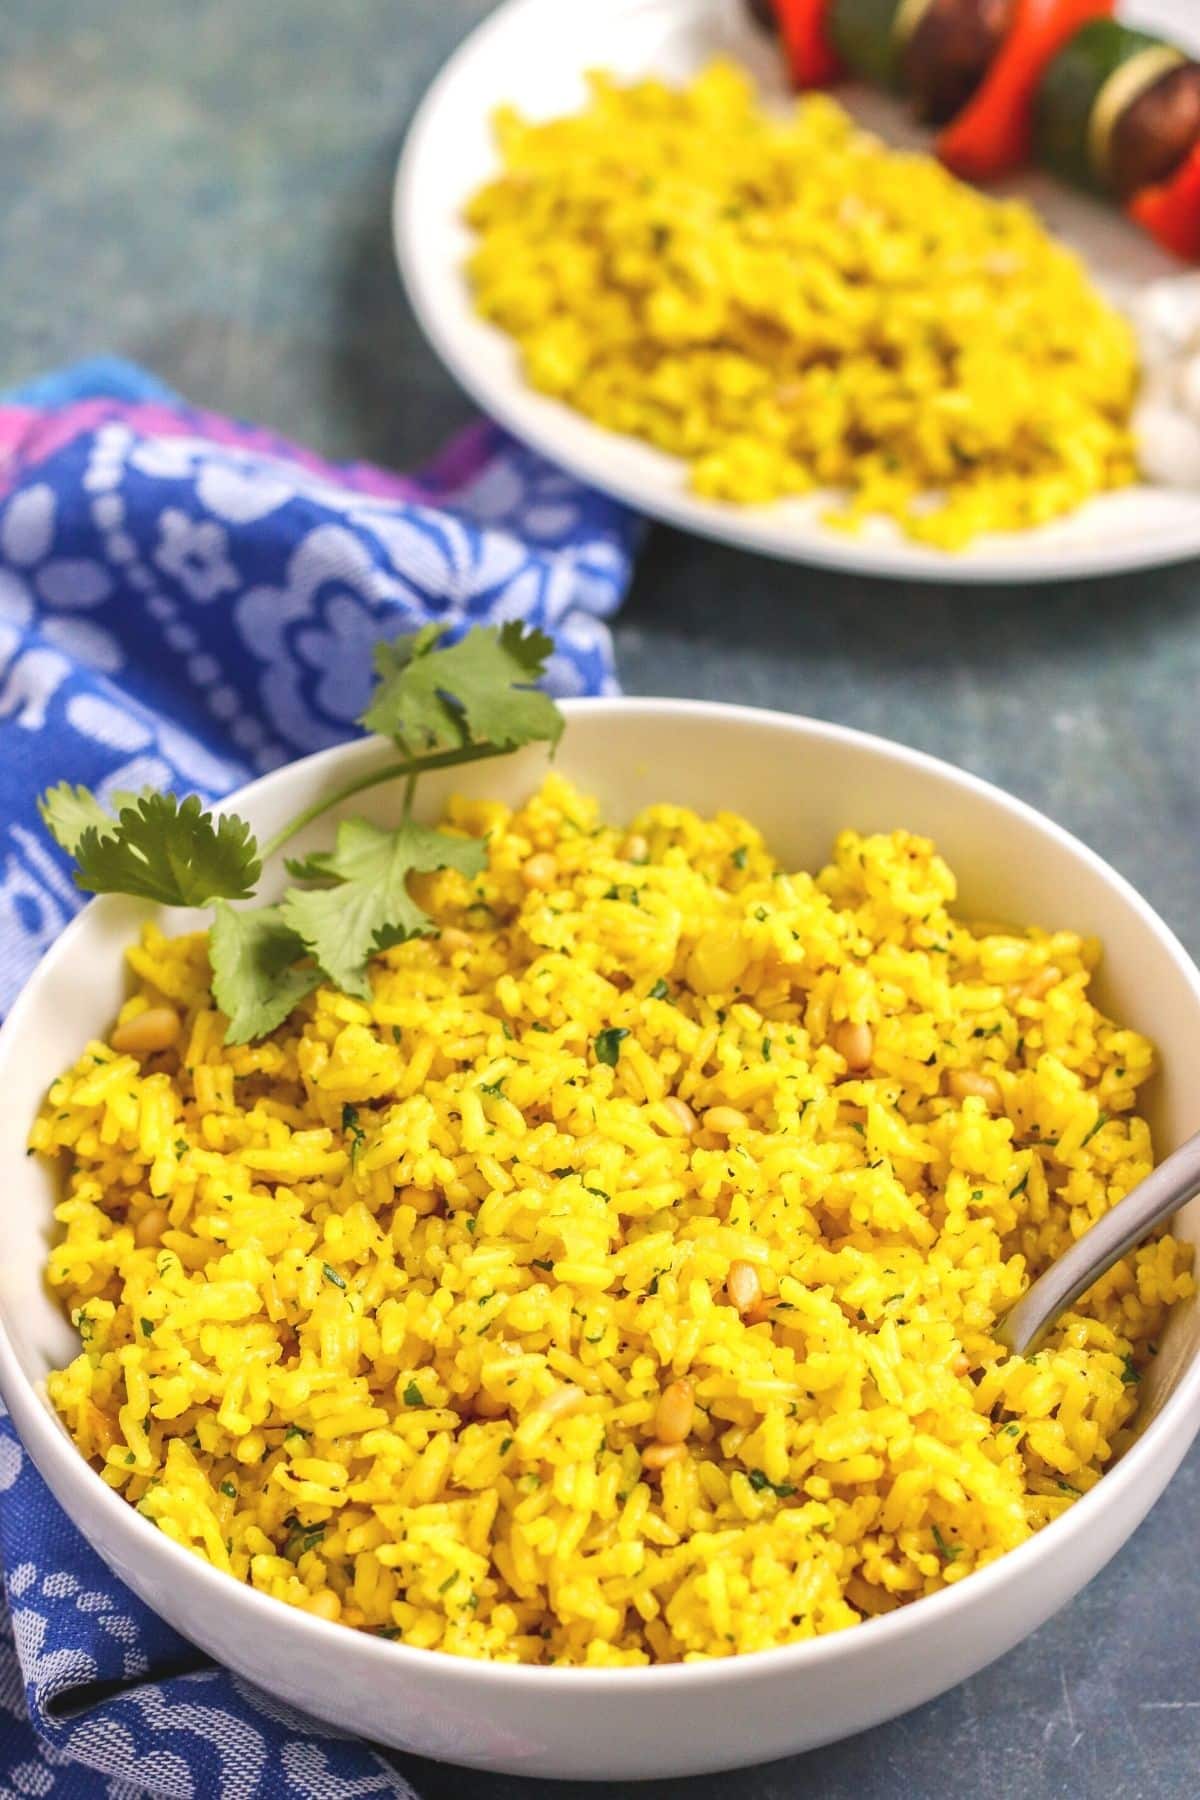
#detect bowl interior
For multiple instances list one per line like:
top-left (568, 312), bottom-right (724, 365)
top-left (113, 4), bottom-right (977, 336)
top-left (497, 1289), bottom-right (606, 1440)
top-left (4, 701), bottom-right (1200, 1437)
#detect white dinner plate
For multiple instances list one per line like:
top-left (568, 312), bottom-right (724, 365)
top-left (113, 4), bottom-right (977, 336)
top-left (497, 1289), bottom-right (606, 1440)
top-left (395, 0), bottom-right (1200, 583)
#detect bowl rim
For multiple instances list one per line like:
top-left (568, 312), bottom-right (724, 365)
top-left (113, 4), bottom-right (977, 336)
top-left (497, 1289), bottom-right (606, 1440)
top-left (4, 693), bottom-right (1200, 1693)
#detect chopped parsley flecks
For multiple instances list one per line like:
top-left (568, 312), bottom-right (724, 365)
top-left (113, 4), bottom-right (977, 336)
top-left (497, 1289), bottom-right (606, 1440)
top-left (342, 1103), bottom-right (366, 1167)
top-left (1081, 1112), bottom-right (1109, 1147)
top-left (593, 1027), bottom-right (629, 1067)
top-left (932, 1525), bottom-right (961, 1562)
top-left (747, 1468), bottom-right (796, 1499)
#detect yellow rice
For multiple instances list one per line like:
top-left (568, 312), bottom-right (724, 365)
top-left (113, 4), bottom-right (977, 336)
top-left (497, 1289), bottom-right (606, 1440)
top-left (464, 63), bottom-right (1138, 548)
top-left (35, 775), bottom-right (1192, 1665)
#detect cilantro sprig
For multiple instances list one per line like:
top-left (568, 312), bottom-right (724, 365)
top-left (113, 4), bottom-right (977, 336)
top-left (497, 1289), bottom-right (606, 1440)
top-left (39, 623), bottom-right (562, 1044)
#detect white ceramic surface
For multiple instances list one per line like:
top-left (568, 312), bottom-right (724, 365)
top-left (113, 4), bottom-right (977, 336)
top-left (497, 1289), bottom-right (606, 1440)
top-left (3, 702), bottom-right (1200, 1779)
top-left (394, 0), bottom-right (1200, 584)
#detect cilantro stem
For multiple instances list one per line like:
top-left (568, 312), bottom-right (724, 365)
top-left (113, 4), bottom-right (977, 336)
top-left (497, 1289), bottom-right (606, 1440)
top-left (259, 741), bottom-right (514, 861)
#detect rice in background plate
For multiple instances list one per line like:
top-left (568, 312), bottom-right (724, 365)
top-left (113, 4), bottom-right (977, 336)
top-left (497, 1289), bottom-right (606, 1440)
top-left (465, 63), bottom-right (1138, 548)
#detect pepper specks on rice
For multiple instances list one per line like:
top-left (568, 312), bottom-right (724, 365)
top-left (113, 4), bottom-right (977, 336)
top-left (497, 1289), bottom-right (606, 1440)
top-left (34, 776), bottom-right (1192, 1664)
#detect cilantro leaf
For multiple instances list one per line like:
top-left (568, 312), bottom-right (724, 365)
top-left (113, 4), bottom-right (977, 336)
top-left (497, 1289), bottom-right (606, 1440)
top-left (38, 783), bottom-right (119, 857)
top-left (54, 792), bottom-right (260, 906)
top-left (282, 847), bottom-right (340, 883)
top-left (281, 818), bottom-right (486, 997)
top-left (210, 902), bottom-right (321, 1044)
top-left (362, 622), bottom-right (561, 757)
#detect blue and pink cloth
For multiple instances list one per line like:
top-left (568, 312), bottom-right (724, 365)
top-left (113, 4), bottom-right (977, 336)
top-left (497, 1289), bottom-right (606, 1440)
top-left (0, 360), bottom-right (639, 1796)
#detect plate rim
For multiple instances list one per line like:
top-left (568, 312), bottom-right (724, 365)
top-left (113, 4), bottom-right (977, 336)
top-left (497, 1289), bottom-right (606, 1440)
top-left (393, 0), bottom-right (1200, 585)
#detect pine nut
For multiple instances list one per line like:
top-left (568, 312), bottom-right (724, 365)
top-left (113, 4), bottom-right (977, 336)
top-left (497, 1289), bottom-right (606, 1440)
top-left (834, 1020), bottom-right (873, 1072)
top-left (642, 1441), bottom-right (687, 1472)
top-left (1019, 965), bottom-right (1062, 1003)
top-left (307, 1588), bottom-right (342, 1622)
top-left (688, 929), bottom-right (749, 995)
top-left (946, 1070), bottom-right (1003, 1110)
top-left (530, 1383), bottom-right (585, 1422)
top-left (621, 833), bottom-right (649, 864)
top-left (438, 927), bottom-right (473, 953)
top-left (952, 1353), bottom-right (969, 1377)
top-left (521, 852), bottom-right (558, 891)
top-left (654, 1377), bottom-right (695, 1444)
top-left (111, 1007), bottom-right (181, 1057)
top-left (662, 1096), bottom-right (698, 1136)
top-left (134, 1206), bottom-right (169, 1248)
top-left (703, 1106), bottom-right (748, 1135)
top-left (726, 1260), bottom-right (762, 1315)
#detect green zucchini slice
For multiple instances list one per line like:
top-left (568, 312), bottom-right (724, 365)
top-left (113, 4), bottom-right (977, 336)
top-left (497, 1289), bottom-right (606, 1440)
top-left (1034, 19), bottom-right (1185, 194)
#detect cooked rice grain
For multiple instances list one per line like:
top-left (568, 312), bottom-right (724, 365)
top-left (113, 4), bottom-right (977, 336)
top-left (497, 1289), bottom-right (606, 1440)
top-left (36, 776), bottom-right (1192, 1664)
top-left (465, 64), bottom-right (1138, 547)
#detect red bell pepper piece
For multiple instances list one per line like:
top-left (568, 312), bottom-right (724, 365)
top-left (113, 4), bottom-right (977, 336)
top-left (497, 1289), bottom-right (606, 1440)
top-left (1129, 140), bottom-right (1200, 262)
top-left (773, 0), bottom-right (844, 88)
top-left (936, 0), bottom-right (1114, 180)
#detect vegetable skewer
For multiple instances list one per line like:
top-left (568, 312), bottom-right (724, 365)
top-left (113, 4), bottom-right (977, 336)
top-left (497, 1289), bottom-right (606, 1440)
top-left (935, 0), bottom-right (1113, 177)
top-left (749, 0), bottom-right (1200, 259)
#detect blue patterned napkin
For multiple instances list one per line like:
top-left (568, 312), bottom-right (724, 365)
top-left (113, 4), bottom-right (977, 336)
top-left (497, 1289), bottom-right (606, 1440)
top-left (0, 360), bottom-right (639, 1796)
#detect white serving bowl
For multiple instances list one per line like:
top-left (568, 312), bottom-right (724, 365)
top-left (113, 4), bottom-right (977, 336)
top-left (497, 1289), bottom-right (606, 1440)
top-left (3, 699), bottom-right (1200, 1781)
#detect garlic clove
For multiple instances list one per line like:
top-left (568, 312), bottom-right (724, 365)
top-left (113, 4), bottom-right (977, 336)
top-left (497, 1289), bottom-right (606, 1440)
top-left (1129, 275), bottom-right (1200, 367)
top-left (1179, 354), bottom-right (1200, 425)
top-left (1133, 400), bottom-right (1200, 488)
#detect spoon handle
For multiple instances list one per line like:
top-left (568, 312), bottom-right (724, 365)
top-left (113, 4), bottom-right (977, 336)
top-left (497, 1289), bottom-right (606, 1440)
top-left (996, 1126), bottom-right (1200, 1356)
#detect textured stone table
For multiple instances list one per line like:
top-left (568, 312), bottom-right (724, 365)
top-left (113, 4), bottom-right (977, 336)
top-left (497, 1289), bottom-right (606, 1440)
top-left (2, 2), bottom-right (1198, 1794)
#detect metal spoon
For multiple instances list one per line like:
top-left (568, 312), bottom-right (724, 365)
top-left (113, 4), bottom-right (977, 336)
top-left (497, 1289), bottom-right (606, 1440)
top-left (996, 1129), bottom-right (1200, 1355)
